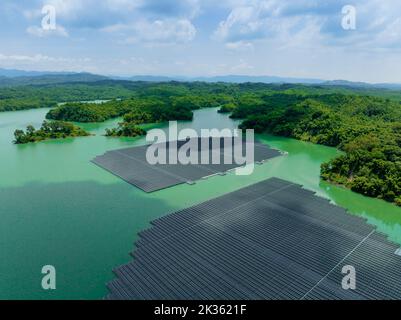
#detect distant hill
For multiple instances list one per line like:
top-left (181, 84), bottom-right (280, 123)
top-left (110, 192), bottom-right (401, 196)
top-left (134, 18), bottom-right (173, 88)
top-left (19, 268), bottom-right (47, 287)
top-left (124, 75), bottom-right (177, 82)
top-left (322, 79), bottom-right (401, 90)
top-left (1, 68), bottom-right (401, 89)
top-left (112, 74), bottom-right (324, 84)
top-left (374, 83), bottom-right (401, 90)
top-left (0, 72), bottom-right (109, 86)
top-left (116, 74), bottom-right (401, 89)
top-left (0, 68), bottom-right (74, 78)
top-left (191, 75), bottom-right (324, 84)
top-left (322, 80), bottom-right (370, 87)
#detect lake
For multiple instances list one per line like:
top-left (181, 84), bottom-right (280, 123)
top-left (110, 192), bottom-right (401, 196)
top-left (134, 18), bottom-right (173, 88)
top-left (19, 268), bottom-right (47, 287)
top-left (0, 107), bottom-right (400, 299)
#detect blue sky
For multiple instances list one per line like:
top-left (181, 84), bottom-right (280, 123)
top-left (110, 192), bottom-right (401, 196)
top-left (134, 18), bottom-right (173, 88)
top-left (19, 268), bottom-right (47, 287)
top-left (1, 0), bottom-right (401, 82)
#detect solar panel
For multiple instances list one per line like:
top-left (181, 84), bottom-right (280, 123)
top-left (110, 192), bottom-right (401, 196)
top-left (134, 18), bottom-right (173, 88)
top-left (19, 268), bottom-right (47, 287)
top-left (106, 178), bottom-right (401, 300)
top-left (92, 137), bottom-right (282, 192)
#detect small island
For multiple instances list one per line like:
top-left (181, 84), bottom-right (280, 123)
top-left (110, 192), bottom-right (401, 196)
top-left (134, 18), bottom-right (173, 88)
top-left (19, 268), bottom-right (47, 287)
top-left (14, 120), bottom-right (90, 144)
top-left (218, 102), bottom-right (237, 113)
top-left (106, 110), bottom-right (164, 137)
top-left (105, 123), bottom-right (146, 137)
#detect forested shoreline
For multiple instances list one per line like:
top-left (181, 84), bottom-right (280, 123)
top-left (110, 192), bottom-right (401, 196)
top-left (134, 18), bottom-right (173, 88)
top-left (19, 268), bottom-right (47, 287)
top-left (45, 84), bottom-right (235, 136)
top-left (2, 80), bottom-right (401, 113)
top-left (236, 94), bottom-right (401, 206)
top-left (4, 80), bottom-right (401, 205)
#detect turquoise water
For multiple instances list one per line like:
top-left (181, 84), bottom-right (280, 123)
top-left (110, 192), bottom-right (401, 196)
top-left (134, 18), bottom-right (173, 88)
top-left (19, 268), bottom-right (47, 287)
top-left (0, 107), bottom-right (400, 300)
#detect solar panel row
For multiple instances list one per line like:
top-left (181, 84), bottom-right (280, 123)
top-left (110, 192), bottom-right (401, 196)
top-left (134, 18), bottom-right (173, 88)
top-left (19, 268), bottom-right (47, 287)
top-left (106, 178), bottom-right (401, 300)
top-left (92, 137), bottom-right (282, 192)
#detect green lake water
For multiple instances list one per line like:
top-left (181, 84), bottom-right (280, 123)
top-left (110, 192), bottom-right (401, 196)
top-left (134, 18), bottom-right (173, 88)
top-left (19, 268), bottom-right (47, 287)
top-left (0, 107), bottom-right (400, 300)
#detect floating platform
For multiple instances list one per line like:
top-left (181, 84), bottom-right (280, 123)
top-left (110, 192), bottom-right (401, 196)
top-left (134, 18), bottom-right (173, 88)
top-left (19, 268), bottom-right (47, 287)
top-left (106, 178), bottom-right (401, 300)
top-left (92, 137), bottom-right (282, 192)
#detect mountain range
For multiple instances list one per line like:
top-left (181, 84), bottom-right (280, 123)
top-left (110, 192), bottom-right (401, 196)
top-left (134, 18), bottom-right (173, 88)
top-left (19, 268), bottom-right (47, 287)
top-left (1, 68), bottom-right (401, 90)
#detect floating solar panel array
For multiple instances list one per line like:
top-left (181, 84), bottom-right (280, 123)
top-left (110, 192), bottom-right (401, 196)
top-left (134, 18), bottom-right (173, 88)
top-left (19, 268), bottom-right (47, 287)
top-left (106, 178), bottom-right (401, 300)
top-left (92, 137), bottom-right (282, 192)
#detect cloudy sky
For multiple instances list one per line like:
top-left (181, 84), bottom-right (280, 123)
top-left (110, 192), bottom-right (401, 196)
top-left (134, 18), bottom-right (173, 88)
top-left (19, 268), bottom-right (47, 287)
top-left (1, 0), bottom-right (401, 82)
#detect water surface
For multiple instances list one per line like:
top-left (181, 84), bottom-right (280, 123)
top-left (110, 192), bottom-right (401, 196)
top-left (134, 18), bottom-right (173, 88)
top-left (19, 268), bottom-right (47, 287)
top-left (0, 107), bottom-right (400, 300)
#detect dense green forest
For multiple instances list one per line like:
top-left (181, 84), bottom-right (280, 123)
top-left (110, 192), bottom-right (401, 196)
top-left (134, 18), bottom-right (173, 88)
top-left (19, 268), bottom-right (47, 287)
top-left (47, 97), bottom-right (196, 123)
top-left (3, 79), bottom-right (401, 204)
top-left (45, 85), bottom-right (236, 136)
top-left (236, 93), bottom-right (401, 206)
top-left (14, 120), bottom-right (90, 144)
top-left (3, 80), bottom-right (401, 113)
top-left (0, 83), bottom-right (129, 112)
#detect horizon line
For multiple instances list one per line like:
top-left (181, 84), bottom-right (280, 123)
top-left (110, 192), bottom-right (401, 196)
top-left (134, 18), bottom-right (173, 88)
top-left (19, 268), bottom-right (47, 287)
top-left (1, 67), bottom-right (398, 86)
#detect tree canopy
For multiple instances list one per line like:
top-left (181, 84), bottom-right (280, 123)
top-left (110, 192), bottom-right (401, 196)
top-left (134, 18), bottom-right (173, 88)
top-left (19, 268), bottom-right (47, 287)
top-left (5, 80), bottom-right (401, 204)
top-left (14, 120), bottom-right (90, 144)
top-left (236, 93), bottom-right (401, 206)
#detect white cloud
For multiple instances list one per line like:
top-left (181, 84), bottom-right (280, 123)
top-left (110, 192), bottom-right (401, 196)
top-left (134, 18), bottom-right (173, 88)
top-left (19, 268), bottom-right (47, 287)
top-left (106, 19), bottom-right (197, 44)
top-left (230, 59), bottom-right (254, 72)
top-left (225, 41), bottom-right (254, 51)
top-left (214, 6), bottom-right (252, 40)
top-left (213, 1), bottom-right (292, 44)
top-left (39, 0), bottom-right (84, 18)
top-left (0, 53), bottom-right (94, 73)
top-left (20, 0), bottom-right (200, 45)
top-left (0, 53), bottom-right (49, 62)
top-left (26, 25), bottom-right (69, 38)
top-left (105, 0), bottom-right (143, 12)
top-left (0, 53), bottom-right (90, 63)
top-left (31, 0), bottom-right (199, 24)
top-left (213, 0), bottom-right (401, 51)
top-left (101, 24), bottom-right (127, 33)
